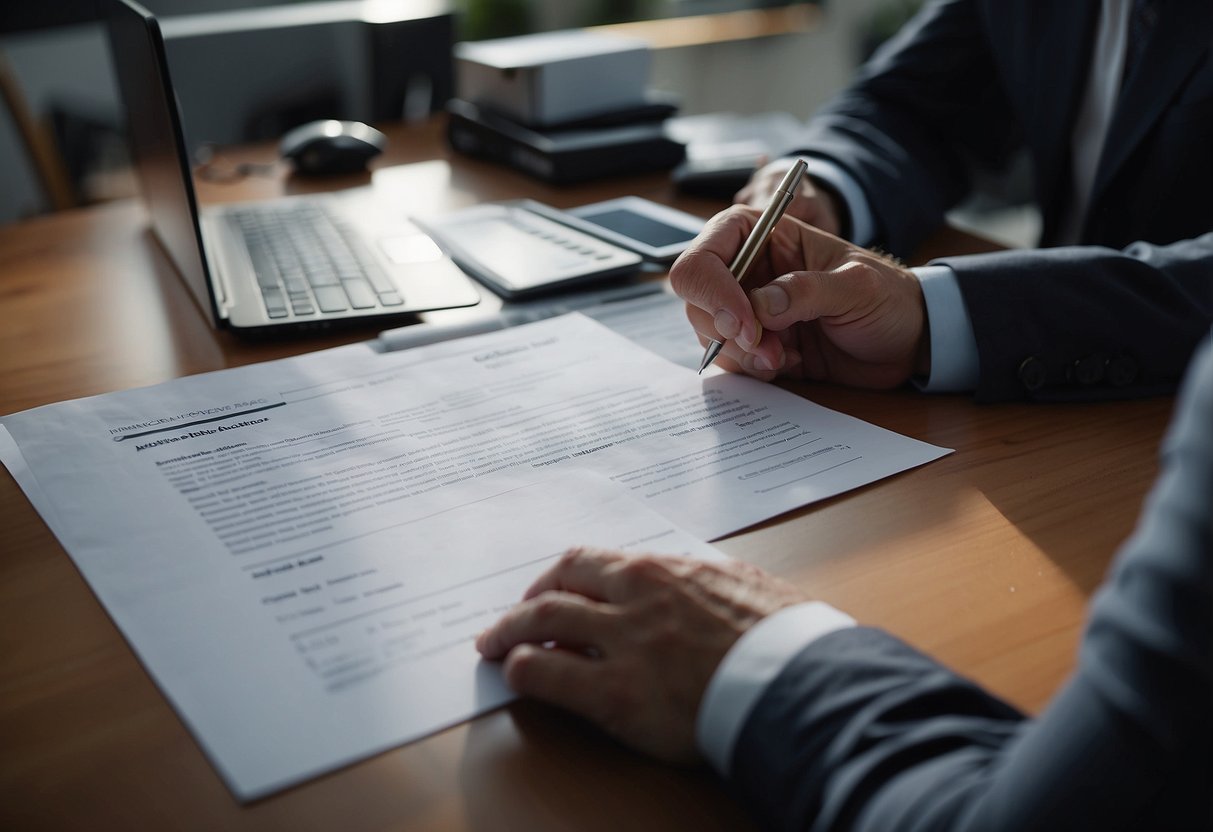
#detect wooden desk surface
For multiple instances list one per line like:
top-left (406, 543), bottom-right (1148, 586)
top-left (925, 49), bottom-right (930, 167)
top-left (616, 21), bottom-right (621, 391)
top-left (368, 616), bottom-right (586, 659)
top-left (0, 120), bottom-right (1174, 830)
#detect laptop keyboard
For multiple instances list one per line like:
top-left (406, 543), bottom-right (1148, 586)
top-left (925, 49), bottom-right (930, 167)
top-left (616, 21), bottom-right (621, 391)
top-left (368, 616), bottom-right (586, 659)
top-left (228, 204), bottom-right (404, 319)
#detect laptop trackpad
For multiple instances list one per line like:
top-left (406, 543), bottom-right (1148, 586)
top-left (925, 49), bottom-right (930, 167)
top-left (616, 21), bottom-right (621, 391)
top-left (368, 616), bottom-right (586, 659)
top-left (379, 234), bottom-right (481, 309)
top-left (380, 234), bottom-right (446, 264)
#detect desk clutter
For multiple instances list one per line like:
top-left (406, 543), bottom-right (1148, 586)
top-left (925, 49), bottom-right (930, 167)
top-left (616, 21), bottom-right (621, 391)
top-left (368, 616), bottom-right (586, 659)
top-left (446, 30), bottom-right (685, 183)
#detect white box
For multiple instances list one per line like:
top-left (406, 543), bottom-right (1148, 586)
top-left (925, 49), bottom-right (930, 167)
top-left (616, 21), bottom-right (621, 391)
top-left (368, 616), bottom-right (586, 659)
top-left (455, 30), bottom-right (651, 126)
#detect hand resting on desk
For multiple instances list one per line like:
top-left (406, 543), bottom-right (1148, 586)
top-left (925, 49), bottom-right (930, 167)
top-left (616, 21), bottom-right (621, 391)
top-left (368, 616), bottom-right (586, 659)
top-left (479, 339), bottom-right (1213, 830)
top-left (475, 546), bottom-right (805, 764)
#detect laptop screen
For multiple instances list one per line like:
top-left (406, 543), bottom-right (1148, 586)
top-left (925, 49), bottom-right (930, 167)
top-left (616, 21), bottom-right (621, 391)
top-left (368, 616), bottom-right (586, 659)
top-left (103, 0), bottom-right (217, 323)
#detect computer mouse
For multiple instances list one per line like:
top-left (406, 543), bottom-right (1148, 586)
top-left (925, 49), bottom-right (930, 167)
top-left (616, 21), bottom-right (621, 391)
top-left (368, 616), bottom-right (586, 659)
top-left (279, 120), bottom-right (386, 176)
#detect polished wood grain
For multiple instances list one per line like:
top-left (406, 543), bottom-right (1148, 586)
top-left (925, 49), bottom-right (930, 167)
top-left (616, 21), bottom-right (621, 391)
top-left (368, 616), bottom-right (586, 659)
top-left (0, 119), bottom-right (1175, 831)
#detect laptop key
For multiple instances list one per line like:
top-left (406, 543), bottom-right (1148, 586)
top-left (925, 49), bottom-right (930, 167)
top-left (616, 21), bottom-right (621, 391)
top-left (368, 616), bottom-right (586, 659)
top-left (342, 279), bottom-right (377, 309)
top-left (313, 285), bottom-right (349, 313)
top-left (364, 268), bottom-right (395, 295)
top-left (236, 204), bottom-right (415, 319)
top-left (261, 287), bottom-right (289, 318)
top-left (249, 250), bottom-right (281, 289)
top-left (305, 266), bottom-right (340, 287)
top-left (283, 276), bottom-right (309, 295)
top-left (336, 233), bottom-right (395, 293)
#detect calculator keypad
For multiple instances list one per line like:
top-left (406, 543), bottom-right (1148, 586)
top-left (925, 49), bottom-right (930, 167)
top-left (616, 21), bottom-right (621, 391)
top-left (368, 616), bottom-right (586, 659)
top-left (417, 203), bottom-right (643, 296)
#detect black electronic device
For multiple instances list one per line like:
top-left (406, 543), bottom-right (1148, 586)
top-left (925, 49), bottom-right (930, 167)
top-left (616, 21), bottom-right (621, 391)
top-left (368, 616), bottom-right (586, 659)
top-left (279, 120), bottom-right (386, 176)
top-left (445, 98), bottom-right (685, 185)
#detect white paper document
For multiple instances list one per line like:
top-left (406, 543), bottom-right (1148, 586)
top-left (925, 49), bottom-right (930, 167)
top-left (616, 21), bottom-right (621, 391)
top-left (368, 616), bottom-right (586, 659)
top-left (1, 313), bottom-right (949, 799)
top-left (577, 288), bottom-right (722, 373)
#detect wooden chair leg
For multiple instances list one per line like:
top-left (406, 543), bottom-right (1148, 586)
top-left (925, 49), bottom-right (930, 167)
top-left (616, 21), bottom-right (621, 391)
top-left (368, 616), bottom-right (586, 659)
top-left (0, 49), bottom-right (77, 211)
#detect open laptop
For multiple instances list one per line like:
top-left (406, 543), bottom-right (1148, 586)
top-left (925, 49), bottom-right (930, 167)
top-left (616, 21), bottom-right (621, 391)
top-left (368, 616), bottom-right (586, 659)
top-left (103, 0), bottom-right (480, 337)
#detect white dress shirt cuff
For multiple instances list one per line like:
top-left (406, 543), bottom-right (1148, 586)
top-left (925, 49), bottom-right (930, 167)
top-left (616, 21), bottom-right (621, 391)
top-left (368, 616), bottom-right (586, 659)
top-left (915, 265), bottom-right (980, 392)
top-left (696, 601), bottom-right (856, 776)
top-left (795, 156), bottom-right (877, 247)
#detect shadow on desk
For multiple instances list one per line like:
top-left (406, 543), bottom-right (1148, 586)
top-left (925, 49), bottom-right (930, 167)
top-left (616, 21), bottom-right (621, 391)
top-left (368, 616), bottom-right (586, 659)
top-left (729, 378), bottom-right (1172, 715)
top-left (458, 702), bottom-right (754, 832)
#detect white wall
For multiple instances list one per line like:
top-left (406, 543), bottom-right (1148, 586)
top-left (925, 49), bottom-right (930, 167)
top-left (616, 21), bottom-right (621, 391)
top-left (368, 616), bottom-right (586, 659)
top-left (649, 1), bottom-right (876, 117)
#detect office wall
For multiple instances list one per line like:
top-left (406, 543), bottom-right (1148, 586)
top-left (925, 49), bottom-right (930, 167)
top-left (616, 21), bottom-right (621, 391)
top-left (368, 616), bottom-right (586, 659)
top-left (649, 2), bottom-right (870, 118)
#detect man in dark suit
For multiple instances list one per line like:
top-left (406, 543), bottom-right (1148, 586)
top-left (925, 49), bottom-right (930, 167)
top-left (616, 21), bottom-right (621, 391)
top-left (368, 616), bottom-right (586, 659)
top-left (477, 334), bottom-right (1212, 829)
top-left (689, 0), bottom-right (1213, 402)
top-left (475, 4), bottom-right (1211, 827)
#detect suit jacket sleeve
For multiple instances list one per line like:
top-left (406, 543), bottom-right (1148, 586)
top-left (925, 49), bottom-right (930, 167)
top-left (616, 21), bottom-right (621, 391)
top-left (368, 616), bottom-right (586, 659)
top-left (793, 0), bottom-right (1021, 257)
top-left (936, 233), bottom-right (1213, 402)
top-left (729, 339), bottom-right (1213, 831)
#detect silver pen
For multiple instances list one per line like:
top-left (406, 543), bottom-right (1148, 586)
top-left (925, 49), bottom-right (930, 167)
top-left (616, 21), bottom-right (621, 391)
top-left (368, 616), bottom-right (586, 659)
top-left (698, 158), bottom-right (807, 374)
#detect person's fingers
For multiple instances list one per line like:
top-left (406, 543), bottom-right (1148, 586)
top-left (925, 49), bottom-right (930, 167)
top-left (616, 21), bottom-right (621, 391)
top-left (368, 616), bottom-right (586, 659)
top-left (738, 349), bottom-right (787, 379)
top-left (520, 545), bottom-right (639, 602)
top-left (671, 257), bottom-right (754, 349)
top-left (734, 156), bottom-right (774, 206)
top-left (747, 256), bottom-right (925, 388)
top-left (476, 589), bottom-right (613, 659)
top-left (498, 643), bottom-right (613, 722)
top-left (682, 302), bottom-right (713, 344)
top-left (525, 551), bottom-right (697, 608)
top-left (669, 206), bottom-right (766, 350)
top-left (674, 205), bottom-right (761, 283)
top-left (683, 302), bottom-right (752, 351)
top-left (789, 324), bottom-right (830, 380)
top-left (787, 191), bottom-right (815, 216)
top-left (749, 260), bottom-right (879, 331)
top-left (685, 300), bottom-right (793, 379)
top-left (672, 205), bottom-right (862, 374)
top-left (734, 161), bottom-right (838, 231)
top-left (682, 302), bottom-right (760, 364)
top-left (484, 552), bottom-right (815, 764)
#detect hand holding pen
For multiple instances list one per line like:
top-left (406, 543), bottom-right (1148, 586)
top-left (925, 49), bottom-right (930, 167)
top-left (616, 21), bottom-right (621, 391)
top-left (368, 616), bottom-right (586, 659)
top-left (697, 159), bottom-right (807, 374)
top-left (671, 159), bottom-right (929, 389)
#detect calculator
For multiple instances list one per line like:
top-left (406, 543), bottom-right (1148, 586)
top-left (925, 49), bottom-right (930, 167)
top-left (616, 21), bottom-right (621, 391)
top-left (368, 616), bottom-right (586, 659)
top-left (413, 200), bottom-right (644, 299)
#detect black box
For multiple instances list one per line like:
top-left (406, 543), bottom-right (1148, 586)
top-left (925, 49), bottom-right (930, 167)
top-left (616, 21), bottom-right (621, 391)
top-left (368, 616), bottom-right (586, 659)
top-left (446, 98), bottom-right (685, 185)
